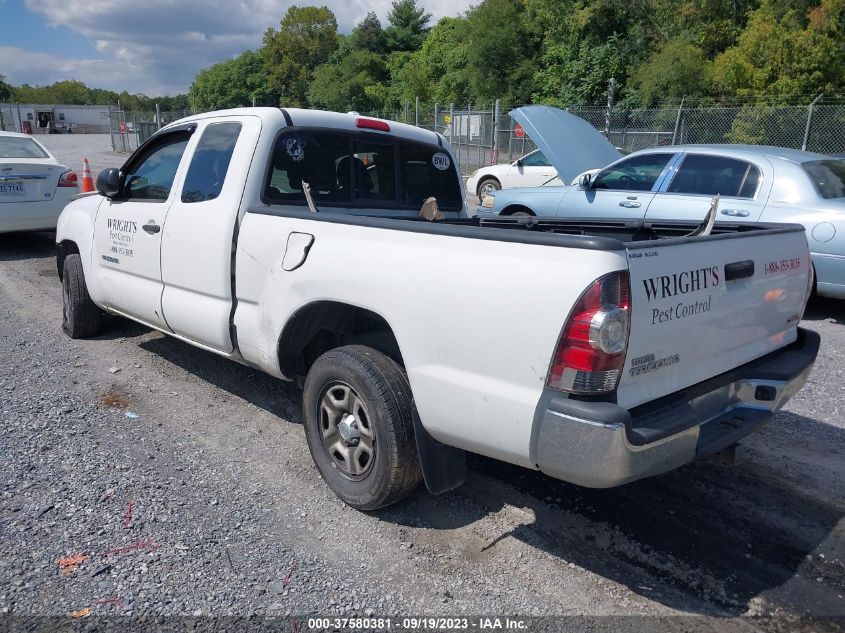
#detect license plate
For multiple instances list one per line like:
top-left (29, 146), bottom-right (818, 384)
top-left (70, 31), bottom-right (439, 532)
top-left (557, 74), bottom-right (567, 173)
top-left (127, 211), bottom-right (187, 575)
top-left (0, 183), bottom-right (25, 196)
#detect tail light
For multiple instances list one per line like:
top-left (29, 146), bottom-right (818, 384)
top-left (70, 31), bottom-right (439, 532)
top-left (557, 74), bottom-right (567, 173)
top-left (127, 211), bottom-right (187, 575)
top-left (547, 271), bottom-right (631, 394)
top-left (58, 171), bottom-right (78, 188)
top-left (356, 117), bottom-right (390, 132)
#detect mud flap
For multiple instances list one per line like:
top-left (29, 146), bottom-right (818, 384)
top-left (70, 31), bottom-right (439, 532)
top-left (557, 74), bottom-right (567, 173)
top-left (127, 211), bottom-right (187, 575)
top-left (412, 409), bottom-right (467, 495)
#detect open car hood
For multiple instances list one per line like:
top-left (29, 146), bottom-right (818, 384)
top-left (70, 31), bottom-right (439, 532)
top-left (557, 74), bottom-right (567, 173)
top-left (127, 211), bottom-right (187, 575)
top-left (509, 106), bottom-right (621, 184)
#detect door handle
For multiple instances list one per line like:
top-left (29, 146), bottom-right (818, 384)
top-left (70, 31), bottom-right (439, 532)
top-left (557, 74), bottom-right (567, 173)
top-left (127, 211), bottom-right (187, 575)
top-left (142, 223), bottom-right (161, 234)
top-left (619, 201), bottom-right (641, 208)
top-left (721, 209), bottom-right (750, 217)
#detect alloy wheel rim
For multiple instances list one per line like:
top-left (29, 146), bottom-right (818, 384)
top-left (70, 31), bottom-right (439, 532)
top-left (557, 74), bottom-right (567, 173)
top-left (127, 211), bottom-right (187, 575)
top-left (318, 381), bottom-right (375, 479)
top-left (480, 182), bottom-right (498, 197)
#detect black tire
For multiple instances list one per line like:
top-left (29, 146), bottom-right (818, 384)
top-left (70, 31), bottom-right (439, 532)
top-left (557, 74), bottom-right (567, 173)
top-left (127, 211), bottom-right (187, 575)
top-left (303, 345), bottom-right (421, 510)
top-left (503, 207), bottom-right (535, 217)
top-left (476, 177), bottom-right (501, 202)
top-left (62, 253), bottom-right (103, 339)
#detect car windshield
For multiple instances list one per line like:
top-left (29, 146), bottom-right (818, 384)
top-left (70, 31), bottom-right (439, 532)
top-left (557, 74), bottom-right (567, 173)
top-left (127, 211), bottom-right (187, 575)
top-left (803, 159), bottom-right (845, 199)
top-left (0, 136), bottom-right (50, 159)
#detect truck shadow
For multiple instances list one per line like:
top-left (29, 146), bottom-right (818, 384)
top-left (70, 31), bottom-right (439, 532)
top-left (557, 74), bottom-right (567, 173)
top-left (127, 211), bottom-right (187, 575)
top-left (381, 412), bottom-right (845, 617)
top-left (0, 231), bottom-right (56, 261)
top-left (136, 334), bottom-right (844, 618)
top-left (803, 295), bottom-right (845, 325)
top-left (138, 335), bottom-right (301, 420)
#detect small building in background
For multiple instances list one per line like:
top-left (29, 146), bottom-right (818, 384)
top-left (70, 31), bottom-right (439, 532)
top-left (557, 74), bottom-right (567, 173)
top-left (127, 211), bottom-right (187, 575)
top-left (0, 104), bottom-right (114, 134)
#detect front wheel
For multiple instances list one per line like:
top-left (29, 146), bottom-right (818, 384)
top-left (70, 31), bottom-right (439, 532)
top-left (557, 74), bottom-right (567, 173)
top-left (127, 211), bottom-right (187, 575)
top-left (302, 345), bottom-right (422, 510)
top-left (62, 254), bottom-right (103, 339)
top-left (477, 177), bottom-right (501, 202)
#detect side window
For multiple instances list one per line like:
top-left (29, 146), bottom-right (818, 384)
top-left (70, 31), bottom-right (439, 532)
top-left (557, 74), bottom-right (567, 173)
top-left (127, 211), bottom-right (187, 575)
top-left (592, 153), bottom-right (674, 192)
top-left (400, 144), bottom-right (462, 211)
top-left (181, 122), bottom-right (242, 203)
top-left (668, 154), bottom-right (761, 198)
top-left (521, 151), bottom-right (549, 167)
top-left (123, 132), bottom-right (190, 201)
top-left (265, 132), bottom-right (351, 204)
top-left (351, 141), bottom-right (396, 202)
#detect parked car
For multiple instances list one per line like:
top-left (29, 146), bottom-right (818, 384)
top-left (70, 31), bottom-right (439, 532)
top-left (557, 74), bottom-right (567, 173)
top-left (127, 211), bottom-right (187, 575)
top-left (57, 107), bottom-right (817, 511)
top-left (0, 131), bottom-right (79, 232)
top-left (466, 149), bottom-right (563, 202)
top-left (483, 106), bottom-right (845, 299)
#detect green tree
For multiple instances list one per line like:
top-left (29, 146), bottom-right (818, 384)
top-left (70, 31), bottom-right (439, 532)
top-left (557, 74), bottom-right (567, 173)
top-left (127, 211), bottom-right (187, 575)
top-left (263, 5), bottom-right (339, 107)
top-left (349, 12), bottom-right (386, 53)
top-left (529, 0), bottom-right (639, 105)
top-left (0, 75), bottom-right (12, 102)
top-left (385, 0), bottom-right (431, 52)
top-left (633, 39), bottom-right (714, 104)
top-left (416, 17), bottom-right (471, 105)
top-left (714, 0), bottom-right (845, 99)
top-left (189, 50), bottom-right (276, 111)
top-left (461, 0), bottom-right (540, 104)
top-left (309, 50), bottom-right (388, 112)
top-left (50, 79), bottom-right (94, 104)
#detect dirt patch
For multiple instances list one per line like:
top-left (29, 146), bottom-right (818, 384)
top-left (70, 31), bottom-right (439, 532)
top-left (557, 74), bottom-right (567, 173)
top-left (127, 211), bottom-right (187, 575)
top-left (98, 386), bottom-right (131, 410)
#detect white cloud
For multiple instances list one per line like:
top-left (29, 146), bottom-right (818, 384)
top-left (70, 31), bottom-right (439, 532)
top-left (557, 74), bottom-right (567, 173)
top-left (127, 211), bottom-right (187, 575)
top-left (7, 0), bottom-right (473, 95)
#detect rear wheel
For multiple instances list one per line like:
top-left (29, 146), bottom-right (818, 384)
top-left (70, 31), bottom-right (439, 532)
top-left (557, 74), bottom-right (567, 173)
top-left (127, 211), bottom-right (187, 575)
top-left (303, 345), bottom-right (421, 510)
top-left (62, 254), bottom-right (103, 339)
top-left (477, 177), bottom-right (501, 202)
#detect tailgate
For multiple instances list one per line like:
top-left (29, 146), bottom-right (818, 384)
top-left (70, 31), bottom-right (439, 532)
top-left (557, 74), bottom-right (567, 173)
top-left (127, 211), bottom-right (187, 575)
top-left (617, 227), bottom-right (811, 409)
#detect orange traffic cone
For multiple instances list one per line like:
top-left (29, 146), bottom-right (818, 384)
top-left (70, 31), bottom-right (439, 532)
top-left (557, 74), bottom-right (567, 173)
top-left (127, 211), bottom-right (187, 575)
top-left (81, 158), bottom-right (94, 193)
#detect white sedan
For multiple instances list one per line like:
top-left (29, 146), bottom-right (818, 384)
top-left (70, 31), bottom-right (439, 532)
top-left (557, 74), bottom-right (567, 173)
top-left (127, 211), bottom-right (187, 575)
top-left (0, 132), bottom-right (79, 232)
top-left (466, 149), bottom-right (563, 202)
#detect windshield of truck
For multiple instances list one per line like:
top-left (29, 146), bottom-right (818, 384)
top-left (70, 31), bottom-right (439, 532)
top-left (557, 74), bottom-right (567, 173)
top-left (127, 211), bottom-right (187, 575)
top-left (803, 159), bottom-right (845, 199)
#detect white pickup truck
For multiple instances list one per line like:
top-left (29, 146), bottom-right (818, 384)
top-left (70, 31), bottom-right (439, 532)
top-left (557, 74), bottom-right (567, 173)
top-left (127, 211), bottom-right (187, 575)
top-left (56, 107), bottom-right (820, 510)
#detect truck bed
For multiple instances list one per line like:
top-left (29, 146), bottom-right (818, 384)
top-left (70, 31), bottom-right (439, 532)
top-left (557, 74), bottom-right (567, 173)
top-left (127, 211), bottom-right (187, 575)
top-left (250, 206), bottom-right (805, 250)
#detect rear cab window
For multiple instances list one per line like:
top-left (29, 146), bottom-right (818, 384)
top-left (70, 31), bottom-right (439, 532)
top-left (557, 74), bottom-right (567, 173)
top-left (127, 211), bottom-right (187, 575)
top-left (803, 159), bottom-right (845, 199)
top-left (0, 137), bottom-right (50, 159)
top-left (264, 130), bottom-right (463, 213)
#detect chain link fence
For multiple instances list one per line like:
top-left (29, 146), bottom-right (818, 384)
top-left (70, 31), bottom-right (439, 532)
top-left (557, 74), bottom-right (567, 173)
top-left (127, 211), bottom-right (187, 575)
top-left (374, 98), bottom-right (845, 178)
top-left (105, 109), bottom-right (192, 152)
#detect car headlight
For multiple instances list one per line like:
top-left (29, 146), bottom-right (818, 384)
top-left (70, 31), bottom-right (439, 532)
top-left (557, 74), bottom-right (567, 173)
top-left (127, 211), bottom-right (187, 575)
top-left (481, 195), bottom-right (495, 208)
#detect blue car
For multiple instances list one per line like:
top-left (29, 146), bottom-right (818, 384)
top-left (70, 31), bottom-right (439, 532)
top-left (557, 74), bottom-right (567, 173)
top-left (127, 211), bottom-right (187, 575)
top-left (483, 106), bottom-right (845, 299)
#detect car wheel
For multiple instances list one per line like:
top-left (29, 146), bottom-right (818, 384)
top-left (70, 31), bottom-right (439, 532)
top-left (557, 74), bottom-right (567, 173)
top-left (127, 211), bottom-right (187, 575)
top-left (303, 345), bottom-right (422, 511)
top-left (477, 177), bottom-right (501, 202)
top-left (62, 254), bottom-right (103, 339)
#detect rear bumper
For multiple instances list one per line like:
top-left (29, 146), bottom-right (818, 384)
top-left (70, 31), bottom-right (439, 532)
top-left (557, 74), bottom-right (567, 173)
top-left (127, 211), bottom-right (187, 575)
top-left (532, 328), bottom-right (820, 488)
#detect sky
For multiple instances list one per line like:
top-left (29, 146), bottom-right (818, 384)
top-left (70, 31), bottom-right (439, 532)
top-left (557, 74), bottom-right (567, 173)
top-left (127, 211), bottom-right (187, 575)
top-left (0, 0), bottom-right (474, 96)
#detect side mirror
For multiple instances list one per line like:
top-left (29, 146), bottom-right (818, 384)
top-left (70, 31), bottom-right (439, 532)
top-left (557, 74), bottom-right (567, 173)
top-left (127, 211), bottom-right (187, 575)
top-left (580, 173), bottom-right (592, 189)
top-left (96, 168), bottom-right (122, 198)
top-left (515, 158), bottom-right (523, 168)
